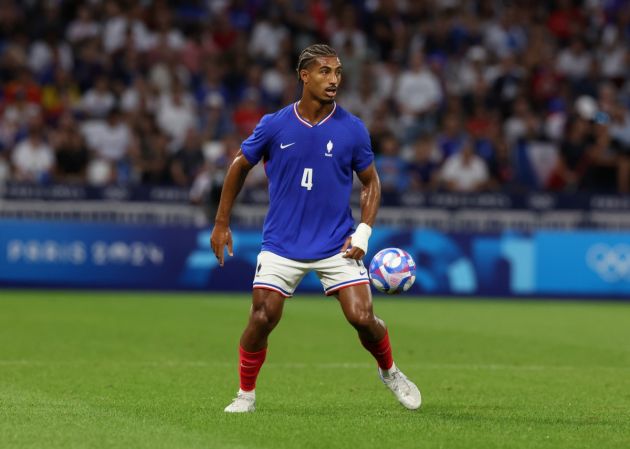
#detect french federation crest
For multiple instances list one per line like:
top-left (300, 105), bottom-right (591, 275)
top-left (325, 140), bottom-right (333, 157)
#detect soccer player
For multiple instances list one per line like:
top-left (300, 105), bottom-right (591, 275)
top-left (210, 44), bottom-right (421, 413)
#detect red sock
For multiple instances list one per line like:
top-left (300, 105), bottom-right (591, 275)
top-left (360, 330), bottom-right (394, 370)
top-left (239, 346), bottom-right (267, 391)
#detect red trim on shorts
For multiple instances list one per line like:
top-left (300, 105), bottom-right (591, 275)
top-left (325, 280), bottom-right (370, 296)
top-left (253, 284), bottom-right (292, 298)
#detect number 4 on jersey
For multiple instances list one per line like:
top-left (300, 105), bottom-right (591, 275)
top-left (301, 168), bottom-right (313, 190)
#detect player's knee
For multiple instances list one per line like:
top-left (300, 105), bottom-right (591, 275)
top-left (347, 310), bottom-right (375, 331)
top-left (250, 305), bottom-right (281, 330)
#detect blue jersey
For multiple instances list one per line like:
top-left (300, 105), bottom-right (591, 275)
top-left (241, 102), bottom-right (374, 260)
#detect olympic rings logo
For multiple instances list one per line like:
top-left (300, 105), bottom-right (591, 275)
top-left (586, 244), bottom-right (630, 282)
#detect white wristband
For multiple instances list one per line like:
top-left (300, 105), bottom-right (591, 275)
top-left (350, 223), bottom-right (372, 254)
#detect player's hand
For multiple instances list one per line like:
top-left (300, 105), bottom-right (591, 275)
top-left (341, 236), bottom-right (365, 260)
top-left (210, 223), bottom-right (233, 267)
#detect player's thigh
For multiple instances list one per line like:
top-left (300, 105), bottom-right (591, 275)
top-left (249, 287), bottom-right (287, 326)
top-left (334, 283), bottom-right (375, 324)
top-left (253, 251), bottom-right (308, 298)
top-left (314, 252), bottom-right (370, 296)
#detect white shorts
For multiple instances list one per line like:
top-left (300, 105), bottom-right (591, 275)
top-left (252, 250), bottom-right (370, 298)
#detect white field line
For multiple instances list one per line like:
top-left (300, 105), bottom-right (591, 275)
top-left (0, 360), bottom-right (629, 371)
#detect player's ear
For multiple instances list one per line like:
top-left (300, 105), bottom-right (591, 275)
top-left (299, 69), bottom-right (309, 84)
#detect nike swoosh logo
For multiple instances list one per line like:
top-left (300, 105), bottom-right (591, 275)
top-left (280, 142), bottom-right (296, 149)
top-left (359, 270), bottom-right (366, 275)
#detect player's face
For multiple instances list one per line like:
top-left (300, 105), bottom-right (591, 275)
top-left (303, 56), bottom-right (342, 103)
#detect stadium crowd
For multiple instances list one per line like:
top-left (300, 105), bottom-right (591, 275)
top-left (0, 0), bottom-right (630, 199)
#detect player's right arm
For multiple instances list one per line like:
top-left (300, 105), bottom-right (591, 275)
top-left (210, 149), bottom-right (254, 266)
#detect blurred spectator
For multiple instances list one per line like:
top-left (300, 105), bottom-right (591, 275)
top-left (374, 133), bottom-right (410, 194)
top-left (556, 38), bottom-right (592, 83)
top-left (504, 97), bottom-right (534, 146)
top-left (483, 6), bottom-right (527, 58)
top-left (330, 5), bottom-right (367, 60)
top-left (369, 0), bottom-right (406, 61)
top-left (372, 57), bottom-right (401, 101)
top-left (340, 68), bottom-right (383, 127)
top-left (549, 105), bottom-right (620, 192)
top-left (232, 88), bottom-right (265, 138)
top-left (335, 35), bottom-right (365, 93)
top-left (261, 57), bottom-right (292, 108)
top-left (170, 128), bottom-right (204, 187)
top-left (150, 5), bottom-right (186, 53)
top-left (200, 92), bottom-right (232, 141)
top-left (11, 119), bottom-right (54, 183)
top-left (489, 53), bottom-right (524, 117)
top-left (367, 101), bottom-right (400, 155)
top-left (156, 81), bottom-right (196, 152)
top-left (451, 45), bottom-right (490, 100)
top-left (598, 26), bottom-right (628, 84)
top-left (510, 99), bottom-right (558, 190)
top-left (80, 75), bottom-right (115, 119)
top-left (72, 38), bottom-right (108, 91)
top-left (408, 136), bottom-right (440, 192)
top-left (41, 67), bottom-right (81, 121)
top-left (330, 5), bottom-right (368, 90)
top-left (148, 42), bottom-right (192, 93)
top-left (546, 0), bottom-right (584, 44)
top-left (102, 0), bottom-right (128, 55)
top-left (2, 89), bottom-right (41, 146)
top-left (439, 139), bottom-right (490, 193)
top-left (195, 60), bottom-right (229, 107)
top-left (82, 108), bottom-right (132, 184)
top-left (248, 10), bottom-right (289, 64)
top-left (51, 114), bottom-right (88, 183)
top-left (395, 51), bottom-right (443, 142)
top-left (437, 112), bottom-right (467, 160)
top-left (131, 127), bottom-right (169, 185)
top-left (189, 150), bottom-right (229, 222)
top-left (610, 102), bottom-right (630, 155)
top-left (66, 5), bottom-right (101, 44)
top-left (210, 9), bottom-right (239, 54)
top-left (529, 49), bottom-right (563, 111)
top-left (0, 153), bottom-right (10, 185)
top-left (28, 31), bottom-right (73, 82)
top-left (487, 138), bottom-right (514, 190)
top-left (4, 67), bottom-right (42, 104)
top-left (121, 76), bottom-right (157, 116)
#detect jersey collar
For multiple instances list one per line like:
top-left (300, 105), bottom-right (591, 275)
top-left (293, 101), bottom-right (337, 128)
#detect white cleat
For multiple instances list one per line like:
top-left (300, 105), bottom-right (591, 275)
top-left (224, 390), bottom-right (256, 413)
top-left (379, 364), bottom-right (422, 410)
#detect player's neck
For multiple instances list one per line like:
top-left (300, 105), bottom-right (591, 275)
top-left (296, 98), bottom-right (335, 125)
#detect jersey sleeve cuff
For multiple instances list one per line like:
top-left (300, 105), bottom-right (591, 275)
top-left (241, 148), bottom-right (260, 166)
top-left (354, 158), bottom-right (374, 173)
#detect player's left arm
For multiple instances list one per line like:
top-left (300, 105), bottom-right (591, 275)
top-left (341, 163), bottom-right (381, 260)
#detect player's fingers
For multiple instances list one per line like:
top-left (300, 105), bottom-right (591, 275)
top-left (216, 245), bottom-right (225, 267)
top-left (210, 238), bottom-right (224, 266)
top-left (343, 246), bottom-right (358, 259)
top-left (228, 235), bottom-right (234, 257)
top-left (340, 237), bottom-right (352, 254)
top-left (347, 247), bottom-right (365, 260)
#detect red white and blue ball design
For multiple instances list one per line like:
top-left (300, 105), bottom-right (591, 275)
top-left (368, 248), bottom-right (416, 294)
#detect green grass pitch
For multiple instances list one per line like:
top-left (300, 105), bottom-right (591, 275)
top-left (1, 291), bottom-right (629, 449)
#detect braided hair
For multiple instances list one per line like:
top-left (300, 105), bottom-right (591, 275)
top-left (295, 44), bottom-right (338, 80)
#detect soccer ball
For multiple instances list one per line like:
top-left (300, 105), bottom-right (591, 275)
top-left (368, 248), bottom-right (416, 294)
